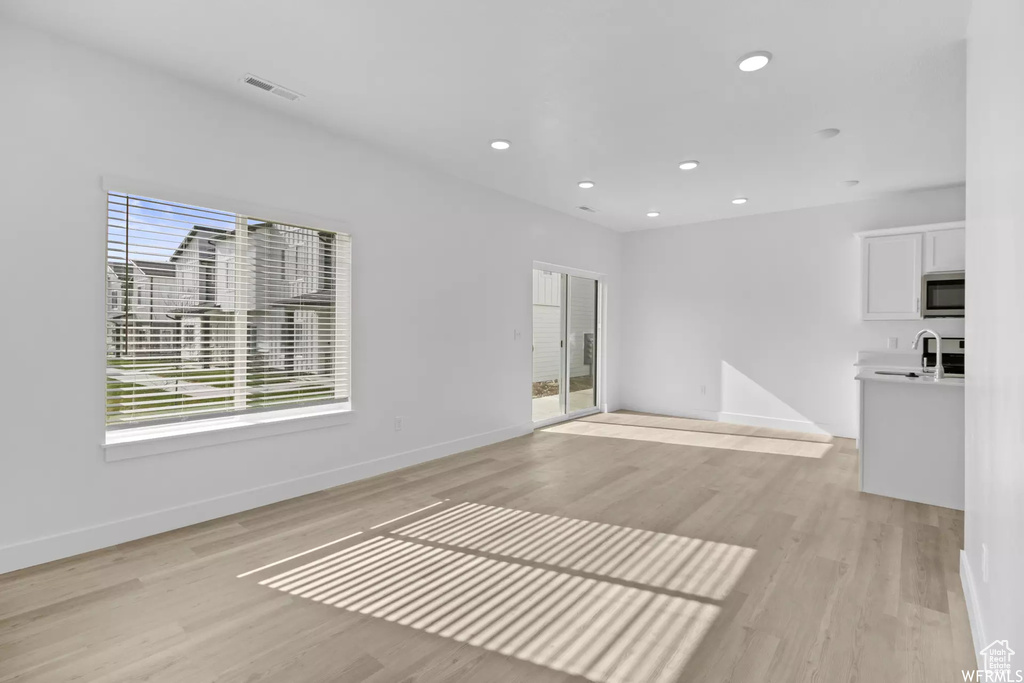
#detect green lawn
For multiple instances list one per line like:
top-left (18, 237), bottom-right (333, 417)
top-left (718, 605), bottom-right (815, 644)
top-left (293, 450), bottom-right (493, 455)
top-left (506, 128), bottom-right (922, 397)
top-left (159, 367), bottom-right (236, 388)
top-left (249, 384), bottom-right (335, 408)
top-left (106, 378), bottom-right (232, 425)
top-left (106, 374), bottom-right (335, 424)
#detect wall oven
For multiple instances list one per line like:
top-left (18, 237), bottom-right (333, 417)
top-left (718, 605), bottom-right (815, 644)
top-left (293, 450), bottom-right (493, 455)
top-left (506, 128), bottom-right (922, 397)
top-left (922, 271), bottom-right (965, 318)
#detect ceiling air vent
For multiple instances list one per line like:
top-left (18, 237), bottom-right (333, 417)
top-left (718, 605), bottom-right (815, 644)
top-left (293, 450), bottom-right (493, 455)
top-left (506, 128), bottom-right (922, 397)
top-left (241, 74), bottom-right (303, 102)
top-left (577, 206), bottom-right (597, 213)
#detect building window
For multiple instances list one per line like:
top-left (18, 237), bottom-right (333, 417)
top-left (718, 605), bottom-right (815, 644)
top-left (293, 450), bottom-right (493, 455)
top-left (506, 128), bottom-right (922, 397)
top-left (105, 192), bottom-right (351, 429)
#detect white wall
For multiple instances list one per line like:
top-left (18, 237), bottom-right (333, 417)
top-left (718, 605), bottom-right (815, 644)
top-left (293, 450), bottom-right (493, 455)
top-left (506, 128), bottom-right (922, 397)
top-left (619, 186), bottom-right (966, 438)
top-left (0, 21), bottom-right (621, 573)
top-left (963, 0), bottom-right (1024, 656)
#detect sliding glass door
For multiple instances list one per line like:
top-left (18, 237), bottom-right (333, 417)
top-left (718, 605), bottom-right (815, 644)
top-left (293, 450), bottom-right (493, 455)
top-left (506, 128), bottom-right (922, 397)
top-left (532, 268), bottom-right (599, 423)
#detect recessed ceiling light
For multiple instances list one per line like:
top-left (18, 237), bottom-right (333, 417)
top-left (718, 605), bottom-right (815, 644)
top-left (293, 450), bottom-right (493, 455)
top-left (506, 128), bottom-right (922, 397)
top-left (646, 211), bottom-right (660, 218)
top-left (815, 128), bottom-right (841, 140)
top-left (490, 139), bottom-right (510, 150)
top-left (578, 180), bottom-right (595, 189)
top-left (678, 160), bottom-right (700, 171)
top-left (731, 197), bottom-right (748, 205)
top-left (840, 180), bottom-right (860, 187)
top-left (737, 51), bottom-right (772, 72)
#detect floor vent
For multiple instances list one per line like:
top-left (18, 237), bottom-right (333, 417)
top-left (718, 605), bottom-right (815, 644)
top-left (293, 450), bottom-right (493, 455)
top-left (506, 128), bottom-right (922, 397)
top-left (242, 74), bottom-right (303, 101)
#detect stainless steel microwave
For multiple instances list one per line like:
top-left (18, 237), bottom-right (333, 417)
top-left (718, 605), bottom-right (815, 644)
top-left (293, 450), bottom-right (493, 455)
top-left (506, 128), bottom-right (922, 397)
top-left (922, 271), bottom-right (965, 318)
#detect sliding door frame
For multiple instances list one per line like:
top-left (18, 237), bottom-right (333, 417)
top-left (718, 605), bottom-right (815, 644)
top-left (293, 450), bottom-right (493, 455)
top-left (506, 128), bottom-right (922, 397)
top-left (531, 261), bottom-right (606, 428)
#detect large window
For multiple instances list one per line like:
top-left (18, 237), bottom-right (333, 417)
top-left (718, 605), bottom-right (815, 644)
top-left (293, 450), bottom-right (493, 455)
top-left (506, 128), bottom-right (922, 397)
top-left (105, 192), bottom-right (351, 429)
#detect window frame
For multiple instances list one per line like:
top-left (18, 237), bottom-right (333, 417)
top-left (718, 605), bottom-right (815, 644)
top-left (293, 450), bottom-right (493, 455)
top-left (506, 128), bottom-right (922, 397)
top-left (100, 176), bottom-right (353, 461)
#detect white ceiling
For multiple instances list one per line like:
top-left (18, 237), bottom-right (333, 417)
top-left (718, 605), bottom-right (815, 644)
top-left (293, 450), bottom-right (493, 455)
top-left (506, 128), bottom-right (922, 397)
top-left (1, 0), bottom-right (969, 231)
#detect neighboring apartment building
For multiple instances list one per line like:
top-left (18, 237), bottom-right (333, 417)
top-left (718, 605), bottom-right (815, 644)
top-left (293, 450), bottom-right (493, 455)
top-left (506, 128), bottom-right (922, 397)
top-left (106, 260), bottom-right (179, 357)
top-left (107, 222), bottom-right (335, 378)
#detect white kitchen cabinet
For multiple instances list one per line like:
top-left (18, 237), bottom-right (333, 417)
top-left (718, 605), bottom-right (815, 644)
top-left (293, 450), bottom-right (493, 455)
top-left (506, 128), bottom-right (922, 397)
top-left (924, 227), bottom-right (966, 273)
top-left (861, 233), bottom-right (922, 320)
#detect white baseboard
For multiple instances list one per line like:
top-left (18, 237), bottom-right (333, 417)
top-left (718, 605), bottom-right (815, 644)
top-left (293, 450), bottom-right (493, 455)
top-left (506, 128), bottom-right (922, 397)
top-left (617, 402), bottom-right (720, 423)
top-left (667, 408), bottom-right (722, 422)
top-left (717, 411), bottom-right (833, 436)
top-left (961, 549), bottom-right (985, 668)
top-left (617, 403), bottom-right (840, 437)
top-left (0, 423), bottom-right (532, 576)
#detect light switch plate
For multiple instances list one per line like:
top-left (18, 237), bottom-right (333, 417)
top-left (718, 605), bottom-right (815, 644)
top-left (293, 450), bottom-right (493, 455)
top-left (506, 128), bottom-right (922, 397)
top-left (887, 336), bottom-right (899, 350)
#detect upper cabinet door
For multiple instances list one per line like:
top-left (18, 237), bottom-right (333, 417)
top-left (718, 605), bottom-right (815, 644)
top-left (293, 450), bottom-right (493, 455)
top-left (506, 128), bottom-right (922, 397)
top-left (924, 227), bottom-right (966, 273)
top-left (862, 233), bottom-right (923, 320)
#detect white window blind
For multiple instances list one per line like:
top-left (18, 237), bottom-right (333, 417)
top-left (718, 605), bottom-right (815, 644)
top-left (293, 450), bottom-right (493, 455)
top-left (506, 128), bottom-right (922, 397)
top-left (106, 192), bottom-right (351, 428)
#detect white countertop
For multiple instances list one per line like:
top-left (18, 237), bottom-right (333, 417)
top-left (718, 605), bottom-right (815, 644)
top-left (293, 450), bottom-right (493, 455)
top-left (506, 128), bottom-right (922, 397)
top-left (854, 350), bottom-right (964, 387)
top-left (855, 368), bottom-right (965, 387)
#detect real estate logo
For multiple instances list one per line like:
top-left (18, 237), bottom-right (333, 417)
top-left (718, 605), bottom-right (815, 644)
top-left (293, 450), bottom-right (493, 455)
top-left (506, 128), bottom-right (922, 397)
top-left (963, 640), bottom-right (1023, 682)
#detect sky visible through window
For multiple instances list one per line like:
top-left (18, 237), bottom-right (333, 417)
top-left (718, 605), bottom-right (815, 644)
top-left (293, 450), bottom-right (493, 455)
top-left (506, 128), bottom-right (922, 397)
top-left (107, 193), bottom-right (237, 265)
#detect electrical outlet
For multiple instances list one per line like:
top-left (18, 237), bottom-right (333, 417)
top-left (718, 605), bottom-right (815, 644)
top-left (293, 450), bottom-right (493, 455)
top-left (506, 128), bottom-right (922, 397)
top-left (514, 329), bottom-right (521, 341)
top-left (982, 543), bottom-right (989, 582)
top-left (887, 336), bottom-right (899, 350)
top-left (394, 416), bottom-right (403, 432)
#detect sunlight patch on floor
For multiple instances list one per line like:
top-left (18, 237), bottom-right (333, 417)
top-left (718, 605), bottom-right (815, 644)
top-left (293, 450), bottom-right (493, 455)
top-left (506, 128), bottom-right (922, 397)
top-left (578, 412), bottom-right (834, 444)
top-left (542, 420), bottom-right (832, 458)
top-left (248, 502), bottom-right (756, 683)
top-left (259, 536), bottom-right (720, 683)
top-left (393, 502), bottom-right (755, 600)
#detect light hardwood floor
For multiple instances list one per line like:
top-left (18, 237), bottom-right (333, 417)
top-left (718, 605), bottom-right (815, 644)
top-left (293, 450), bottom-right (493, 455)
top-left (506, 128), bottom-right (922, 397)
top-left (0, 412), bottom-right (976, 682)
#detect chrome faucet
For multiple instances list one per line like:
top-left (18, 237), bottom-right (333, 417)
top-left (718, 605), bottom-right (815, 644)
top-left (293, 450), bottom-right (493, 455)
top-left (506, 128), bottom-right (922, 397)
top-left (912, 329), bottom-right (944, 380)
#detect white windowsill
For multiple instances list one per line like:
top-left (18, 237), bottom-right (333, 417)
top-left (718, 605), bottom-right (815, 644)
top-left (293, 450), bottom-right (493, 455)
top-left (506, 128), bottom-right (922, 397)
top-left (103, 403), bottom-right (353, 462)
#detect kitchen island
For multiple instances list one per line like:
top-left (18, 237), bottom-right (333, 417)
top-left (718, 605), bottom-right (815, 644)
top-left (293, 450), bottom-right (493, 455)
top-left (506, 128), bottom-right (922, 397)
top-left (856, 361), bottom-right (965, 510)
